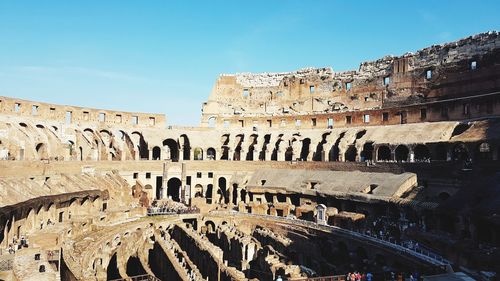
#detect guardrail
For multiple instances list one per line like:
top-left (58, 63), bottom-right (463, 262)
top-left (209, 211), bottom-right (451, 269)
top-left (109, 274), bottom-right (161, 281)
top-left (290, 275), bottom-right (345, 281)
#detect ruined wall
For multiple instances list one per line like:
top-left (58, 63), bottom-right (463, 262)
top-left (201, 31), bottom-right (500, 126)
top-left (0, 96), bottom-right (166, 128)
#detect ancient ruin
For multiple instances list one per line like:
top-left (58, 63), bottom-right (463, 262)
top-left (1, 31), bottom-right (499, 281)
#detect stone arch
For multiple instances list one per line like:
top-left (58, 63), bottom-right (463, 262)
top-left (194, 184), bottom-right (203, 197)
top-left (328, 145), bottom-right (340, 161)
top-left (162, 139), bottom-right (179, 162)
top-left (220, 146), bottom-right (229, 160)
top-left (377, 145), bottom-right (391, 161)
top-left (246, 134), bottom-right (258, 161)
top-left (206, 184), bottom-right (213, 204)
top-left (271, 137), bottom-right (283, 161)
top-left (344, 146), bottom-right (357, 162)
top-left (167, 177), bottom-right (182, 202)
top-left (360, 142), bottom-right (374, 161)
top-left (35, 143), bottom-right (48, 160)
top-left (414, 144), bottom-right (431, 161)
top-left (259, 134), bottom-right (271, 161)
top-left (152, 146), bottom-right (161, 160)
top-left (207, 116), bottom-right (216, 128)
top-left (206, 147), bottom-right (216, 160)
top-left (313, 133), bottom-right (329, 161)
top-left (131, 132), bottom-right (149, 160)
top-left (395, 145), bottom-right (409, 162)
top-left (300, 138), bottom-right (311, 161)
top-left (180, 134), bottom-right (191, 160)
top-left (205, 220), bottom-right (216, 233)
top-left (233, 134), bottom-right (244, 161)
top-left (329, 132), bottom-right (345, 161)
top-left (218, 177), bottom-right (228, 204)
top-left (284, 146), bottom-right (293, 161)
top-left (193, 147), bottom-right (203, 160)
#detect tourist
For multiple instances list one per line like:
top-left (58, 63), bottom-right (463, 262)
top-left (366, 272), bottom-right (373, 281)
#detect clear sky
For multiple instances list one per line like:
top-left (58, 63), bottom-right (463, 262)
top-left (1, 1), bottom-right (499, 125)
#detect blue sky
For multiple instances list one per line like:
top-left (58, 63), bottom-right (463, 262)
top-left (1, 1), bottom-right (499, 125)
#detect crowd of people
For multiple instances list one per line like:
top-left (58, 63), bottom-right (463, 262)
top-left (148, 200), bottom-right (200, 215)
top-left (346, 271), bottom-right (420, 281)
top-left (5, 235), bottom-right (29, 255)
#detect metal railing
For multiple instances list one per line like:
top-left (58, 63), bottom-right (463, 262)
top-left (109, 274), bottom-right (162, 281)
top-left (290, 275), bottom-right (345, 281)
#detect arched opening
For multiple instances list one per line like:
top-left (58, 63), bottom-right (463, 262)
top-left (167, 177), bottom-right (182, 202)
top-left (131, 132), bottom-right (149, 160)
top-left (180, 134), bottom-right (191, 160)
top-left (313, 133), bottom-right (329, 161)
top-left (344, 146), bottom-right (357, 162)
top-left (300, 138), bottom-right (311, 161)
top-left (476, 142), bottom-right (491, 160)
top-left (259, 134), bottom-right (271, 161)
top-left (414, 144), bottom-right (431, 161)
top-left (377, 145), bottom-right (391, 161)
top-left (194, 184), bottom-right (203, 198)
top-left (240, 189), bottom-right (247, 203)
top-left (152, 146), bottom-right (161, 160)
top-left (271, 138), bottom-right (282, 161)
top-left (360, 142), bottom-right (374, 161)
top-left (207, 117), bottom-right (216, 128)
top-left (206, 184), bottom-right (213, 204)
top-left (126, 256), bottom-right (147, 276)
top-left (207, 147), bottom-right (216, 160)
top-left (328, 145), bottom-right (340, 161)
top-left (452, 143), bottom-right (469, 161)
top-left (284, 147), bottom-right (293, 161)
top-left (205, 220), bottom-right (216, 233)
top-left (106, 253), bottom-right (120, 280)
top-left (193, 147), bottom-right (203, 160)
top-left (233, 146), bottom-right (242, 161)
top-left (246, 135), bottom-right (258, 161)
top-left (162, 139), bottom-right (179, 162)
top-left (218, 177), bottom-right (228, 204)
top-left (35, 143), bottom-right (48, 160)
top-left (232, 184), bottom-right (238, 205)
top-left (395, 145), bottom-right (409, 162)
top-left (221, 146), bottom-right (229, 160)
top-left (435, 143), bottom-right (448, 161)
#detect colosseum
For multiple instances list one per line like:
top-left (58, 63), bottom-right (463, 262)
top-left (1, 31), bottom-right (499, 281)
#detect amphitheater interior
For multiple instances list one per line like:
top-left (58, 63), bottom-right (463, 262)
top-left (1, 31), bottom-right (500, 281)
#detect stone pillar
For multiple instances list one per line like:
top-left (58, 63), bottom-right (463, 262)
top-left (134, 149), bottom-right (139, 161)
top-left (228, 149), bottom-right (233, 161)
top-left (179, 148), bottom-right (184, 161)
top-left (277, 149), bottom-right (284, 161)
top-left (253, 150), bottom-right (259, 161)
top-left (181, 163), bottom-right (187, 204)
top-left (162, 162), bottom-right (168, 200)
top-left (265, 149), bottom-right (271, 161)
top-left (148, 149), bottom-right (153, 161)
